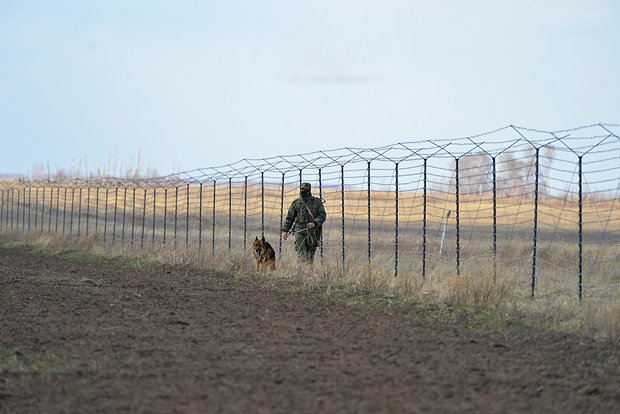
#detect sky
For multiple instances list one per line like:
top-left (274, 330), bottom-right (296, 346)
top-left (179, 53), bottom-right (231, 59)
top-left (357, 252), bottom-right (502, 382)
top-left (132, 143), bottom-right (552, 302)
top-left (1, 0), bottom-right (618, 178)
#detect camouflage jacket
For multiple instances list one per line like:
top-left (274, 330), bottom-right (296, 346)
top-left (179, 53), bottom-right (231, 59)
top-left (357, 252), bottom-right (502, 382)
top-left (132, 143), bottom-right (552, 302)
top-left (281, 196), bottom-right (326, 233)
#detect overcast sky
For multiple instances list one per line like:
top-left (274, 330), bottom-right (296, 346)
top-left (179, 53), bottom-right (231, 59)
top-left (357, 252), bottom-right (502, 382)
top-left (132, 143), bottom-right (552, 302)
top-left (1, 0), bottom-right (618, 177)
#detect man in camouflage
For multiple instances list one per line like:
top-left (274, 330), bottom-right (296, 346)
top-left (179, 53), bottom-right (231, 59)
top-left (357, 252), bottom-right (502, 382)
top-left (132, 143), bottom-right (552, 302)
top-left (281, 182), bottom-right (327, 263)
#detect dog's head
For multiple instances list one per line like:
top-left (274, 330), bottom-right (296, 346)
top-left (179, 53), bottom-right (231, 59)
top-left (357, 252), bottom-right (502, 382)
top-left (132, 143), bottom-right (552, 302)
top-left (253, 236), bottom-right (266, 257)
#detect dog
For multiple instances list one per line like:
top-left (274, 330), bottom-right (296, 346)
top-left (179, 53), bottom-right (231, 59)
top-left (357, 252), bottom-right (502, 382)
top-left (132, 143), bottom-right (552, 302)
top-left (252, 236), bottom-right (276, 272)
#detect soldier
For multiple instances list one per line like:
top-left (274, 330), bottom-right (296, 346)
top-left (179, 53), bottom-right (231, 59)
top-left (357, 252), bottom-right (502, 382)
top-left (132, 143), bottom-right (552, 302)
top-left (281, 182), bottom-right (327, 263)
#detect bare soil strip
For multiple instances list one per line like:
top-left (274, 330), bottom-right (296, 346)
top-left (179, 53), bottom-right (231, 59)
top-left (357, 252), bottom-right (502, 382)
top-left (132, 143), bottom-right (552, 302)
top-left (0, 246), bottom-right (619, 413)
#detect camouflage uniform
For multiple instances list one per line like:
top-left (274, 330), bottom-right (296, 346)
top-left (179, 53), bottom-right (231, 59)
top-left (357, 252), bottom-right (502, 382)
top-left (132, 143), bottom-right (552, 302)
top-left (281, 183), bottom-right (327, 263)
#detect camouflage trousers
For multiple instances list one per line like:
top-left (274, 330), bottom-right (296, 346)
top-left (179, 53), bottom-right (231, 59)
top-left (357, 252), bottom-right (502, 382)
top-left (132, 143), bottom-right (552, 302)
top-left (293, 229), bottom-right (319, 263)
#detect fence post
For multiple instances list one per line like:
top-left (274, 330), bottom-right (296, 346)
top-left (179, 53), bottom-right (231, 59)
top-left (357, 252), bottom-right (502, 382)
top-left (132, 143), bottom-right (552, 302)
top-left (131, 188), bottom-right (136, 245)
top-left (455, 158), bottom-right (460, 276)
top-left (0, 190), bottom-right (4, 231)
top-left (228, 178), bottom-right (232, 251)
top-left (261, 172), bottom-right (265, 236)
top-left (121, 187), bottom-right (127, 245)
top-left (186, 183), bottom-right (190, 249)
top-left (85, 187), bottom-right (90, 236)
top-left (62, 188), bottom-right (68, 236)
top-left (531, 148), bottom-right (540, 299)
top-left (319, 168), bottom-right (324, 258)
top-left (279, 173), bottom-right (284, 258)
top-left (27, 187), bottom-right (32, 234)
top-left (55, 187), bottom-right (61, 234)
top-left (95, 188), bottom-right (99, 236)
top-left (212, 180), bottom-right (216, 257)
top-left (341, 164), bottom-right (345, 266)
top-left (141, 189), bottom-right (147, 249)
top-left (578, 155), bottom-right (583, 301)
top-left (163, 188), bottom-right (168, 245)
top-left (492, 156), bottom-right (497, 281)
top-left (423, 158), bottom-right (427, 279)
top-left (69, 188), bottom-right (76, 235)
top-left (12, 189), bottom-right (17, 231)
top-left (395, 162), bottom-right (399, 277)
top-left (199, 183), bottom-right (203, 249)
top-left (174, 186), bottom-right (179, 247)
top-left (367, 161), bottom-right (371, 264)
top-left (15, 189), bottom-right (20, 233)
top-left (103, 189), bottom-right (109, 242)
top-left (112, 187), bottom-right (118, 244)
top-left (23, 189), bottom-right (27, 236)
top-left (40, 187), bottom-right (45, 235)
top-left (244, 177), bottom-right (248, 250)
top-left (34, 188), bottom-right (39, 233)
top-left (152, 189), bottom-right (157, 244)
top-left (77, 187), bottom-right (83, 237)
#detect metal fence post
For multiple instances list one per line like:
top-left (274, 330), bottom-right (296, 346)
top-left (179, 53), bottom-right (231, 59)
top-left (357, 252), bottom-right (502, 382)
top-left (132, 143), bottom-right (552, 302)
top-left (199, 183), bottom-right (203, 249)
top-left (212, 180), bottom-right (216, 256)
top-left (62, 188), bottom-right (68, 236)
top-left (186, 183), bottom-right (190, 249)
top-left (228, 178), bottom-right (232, 251)
top-left (243, 177), bottom-right (248, 250)
top-left (341, 164), bottom-right (345, 266)
top-left (152, 188), bottom-right (157, 244)
top-left (279, 173), bottom-right (284, 257)
top-left (531, 148), bottom-right (540, 299)
top-left (69, 188), bottom-right (76, 235)
top-left (423, 158), bottom-right (427, 279)
top-left (27, 187), bottom-right (32, 234)
top-left (367, 161), bottom-right (371, 264)
top-left (578, 155), bottom-right (583, 301)
top-left (141, 189), bottom-right (146, 248)
top-left (103, 189), bottom-right (109, 242)
top-left (95, 188), bottom-right (99, 235)
top-left (319, 168), bottom-right (324, 258)
top-left (492, 156), bottom-right (497, 281)
top-left (163, 188), bottom-right (168, 245)
top-left (85, 187), bottom-right (90, 236)
top-left (395, 162), bottom-right (399, 277)
top-left (121, 187), bottom-right (127, 245)
top-left (261, 172), bottom-right (265, 236)
top-left (455, 158), bottom-right (460, 276)
top-left (15, 189), bottom-right (20, 233)
top-left (0, 190), bottom-right (4, 231)
top-left (77, 187), bottom-right (82, 237)
top-left (174, 186), bottom-right (179, 247)
top-left (112, 187), bottom-right (118, 244)
top-left (131, 188), bottom-right (136, 245)
top-left (34, 188), bottom-right (39, 233)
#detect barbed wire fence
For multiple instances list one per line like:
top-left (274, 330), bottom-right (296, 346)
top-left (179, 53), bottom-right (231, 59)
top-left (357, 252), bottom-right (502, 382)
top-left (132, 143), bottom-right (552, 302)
top-left (1, 124), bottom-right (619, 302)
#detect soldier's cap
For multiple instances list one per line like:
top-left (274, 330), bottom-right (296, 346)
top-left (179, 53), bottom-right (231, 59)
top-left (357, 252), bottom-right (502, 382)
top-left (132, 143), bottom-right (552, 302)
top-left (300, 182), bottom-right (312, 190)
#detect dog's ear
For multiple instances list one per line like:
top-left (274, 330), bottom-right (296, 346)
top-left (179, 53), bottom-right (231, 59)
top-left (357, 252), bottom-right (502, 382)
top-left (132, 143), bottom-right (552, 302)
top-left (261, 236), bottom-right (265, 242)
top-left (255, 236), bottom-right (258, 241)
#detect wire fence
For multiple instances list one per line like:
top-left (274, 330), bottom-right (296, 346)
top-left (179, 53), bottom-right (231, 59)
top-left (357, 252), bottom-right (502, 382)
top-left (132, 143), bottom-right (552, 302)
top-left (1, 124), bottom-right (620, 302)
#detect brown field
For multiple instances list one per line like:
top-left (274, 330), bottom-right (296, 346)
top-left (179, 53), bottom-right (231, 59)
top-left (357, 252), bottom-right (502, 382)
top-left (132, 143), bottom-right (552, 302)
top-left (1, 244), bottom-right (620, 413)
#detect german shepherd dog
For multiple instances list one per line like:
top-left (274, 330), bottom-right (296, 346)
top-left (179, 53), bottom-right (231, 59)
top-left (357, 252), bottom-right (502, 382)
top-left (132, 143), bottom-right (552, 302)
top-left (253, 236), bottom-right (276, 272)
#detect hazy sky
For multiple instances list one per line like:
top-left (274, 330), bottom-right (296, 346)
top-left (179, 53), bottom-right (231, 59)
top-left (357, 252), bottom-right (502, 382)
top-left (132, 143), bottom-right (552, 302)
top-left (1, 0), bottom-right (618, 177)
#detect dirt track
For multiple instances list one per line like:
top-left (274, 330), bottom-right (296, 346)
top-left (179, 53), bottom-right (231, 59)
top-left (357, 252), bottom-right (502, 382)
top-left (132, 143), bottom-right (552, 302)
top-left (0, 245), bottom-right (619, 413)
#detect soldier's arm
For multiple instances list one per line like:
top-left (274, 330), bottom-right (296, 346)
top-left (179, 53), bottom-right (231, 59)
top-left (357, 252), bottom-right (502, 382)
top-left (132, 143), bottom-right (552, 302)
top-left (281, 201), bottom-right (298, 232)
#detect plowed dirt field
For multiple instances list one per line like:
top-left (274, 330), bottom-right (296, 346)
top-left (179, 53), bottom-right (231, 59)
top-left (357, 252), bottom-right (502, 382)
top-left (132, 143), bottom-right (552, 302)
top-left (1, 245), bottom-right (619, 413)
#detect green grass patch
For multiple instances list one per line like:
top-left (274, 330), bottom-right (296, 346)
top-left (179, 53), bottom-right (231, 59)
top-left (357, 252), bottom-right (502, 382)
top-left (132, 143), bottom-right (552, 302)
top-left (297, 282), bottom-right (511, 332)
top-left (32, 273), bottom-right (102, 287)
top-left (0, 345), bottom-right (82, 376)
top-left (0, 241), bottom-right (154, 270)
